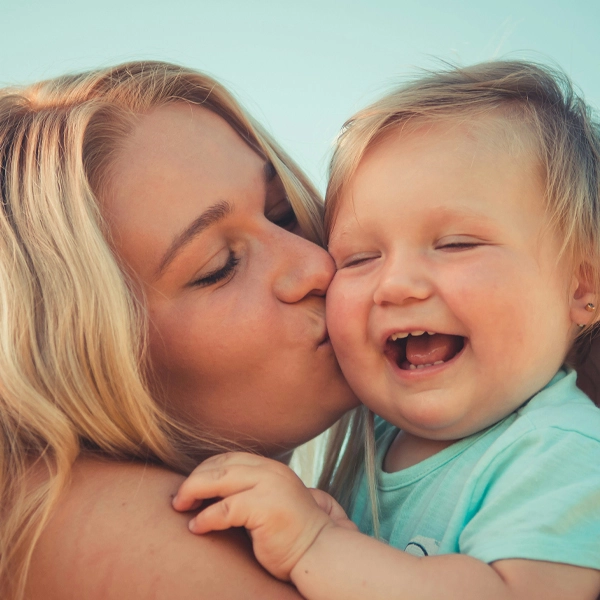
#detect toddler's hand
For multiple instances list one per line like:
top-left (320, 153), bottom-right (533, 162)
top-left (172, 452), bottom-right (355, 581)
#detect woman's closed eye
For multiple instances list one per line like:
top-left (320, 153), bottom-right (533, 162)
top-left (190, 252), bottom-right (240, 287)
top-left (266, 199), bottom-right (299, 232)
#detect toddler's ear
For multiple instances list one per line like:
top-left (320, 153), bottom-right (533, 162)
top-left (570, 264), bottom-right (597, 328)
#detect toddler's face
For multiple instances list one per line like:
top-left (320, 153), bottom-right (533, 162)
top-left (326, 118), bottom-right (579, 441)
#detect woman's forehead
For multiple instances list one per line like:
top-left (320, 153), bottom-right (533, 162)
top-left (101, 103), bottom-right (265, 280)
top-left (112, 103), bottom-right (263, 184)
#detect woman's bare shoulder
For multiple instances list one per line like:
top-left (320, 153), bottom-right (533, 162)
top-left (26, 457), bottom-right (301, 600)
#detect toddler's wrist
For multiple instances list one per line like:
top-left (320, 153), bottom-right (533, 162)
top-left (289, 520), bottom-right (339, 585)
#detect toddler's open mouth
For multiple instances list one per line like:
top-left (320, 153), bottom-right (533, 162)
top-left (385, 331), bottom-right (465, 370)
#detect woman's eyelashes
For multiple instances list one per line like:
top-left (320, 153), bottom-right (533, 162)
top-left (191, 252), bottom-right (240, 288)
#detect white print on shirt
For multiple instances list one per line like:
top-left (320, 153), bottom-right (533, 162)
top-left (404, 535), bottom-right (441, 557)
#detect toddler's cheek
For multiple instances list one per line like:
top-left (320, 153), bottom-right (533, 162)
top-left (326, 282), bottom-right (361, 367)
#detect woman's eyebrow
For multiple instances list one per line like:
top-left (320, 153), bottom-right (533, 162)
top-left (156, 200), bottom-right (234, 278)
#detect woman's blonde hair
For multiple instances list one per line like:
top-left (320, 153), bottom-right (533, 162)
top-left (319, 60), bottom-right (600, 523)
top-left (0, 60), bottom-right (324, 599)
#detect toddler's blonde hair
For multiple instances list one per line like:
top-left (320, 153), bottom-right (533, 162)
top-left (320, 59), bottom-right (600, 520)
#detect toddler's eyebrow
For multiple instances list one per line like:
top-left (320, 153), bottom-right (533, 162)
top-left (327, 204), bottom-right (497, 251)
top-left (327, 226), bottom-right (353, 253)
top-left (430, 205), bottom-right (492, 222)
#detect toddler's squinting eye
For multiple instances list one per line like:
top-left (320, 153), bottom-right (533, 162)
top-left (436, 238), bottom-right (484, 252)
top-left (439, 243), bottom-right (478, 250)
top-left (337, 253), bottom-right (379, 269)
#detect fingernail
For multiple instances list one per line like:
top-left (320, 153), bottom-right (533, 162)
top-left (188, 518), bottom-right (196, 532)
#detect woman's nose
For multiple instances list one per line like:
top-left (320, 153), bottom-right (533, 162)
top-left (373, 254), bottom-right (433, 306)
top-left (272, 231), bottom-right (335, 304)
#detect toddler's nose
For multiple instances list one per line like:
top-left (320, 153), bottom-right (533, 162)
top-left (373, 254), bottom-right (433, 306)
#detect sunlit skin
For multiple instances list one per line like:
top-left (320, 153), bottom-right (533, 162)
top-left (103, 103), bottom-right (358, 458)
top-left (326, 118), bottom-right (588, 465)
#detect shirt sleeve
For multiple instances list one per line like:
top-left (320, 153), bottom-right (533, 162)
top-left (458, 425), bottom-right (600, 568)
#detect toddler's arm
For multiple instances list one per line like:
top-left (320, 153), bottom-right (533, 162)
top-left (173, 452), bottom-right (600, 600)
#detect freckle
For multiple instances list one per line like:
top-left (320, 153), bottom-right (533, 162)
top-left (305, 570), bottom-right (309, 574)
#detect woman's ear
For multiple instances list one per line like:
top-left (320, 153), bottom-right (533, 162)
top-left (570, 264), bottom-right (597, 328)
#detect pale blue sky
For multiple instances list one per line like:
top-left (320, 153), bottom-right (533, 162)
top-left (3, 0), bottom-right (599, 190)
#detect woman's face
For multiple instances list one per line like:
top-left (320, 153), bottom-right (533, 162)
top-left (103, 103), bottom-right (357, 457)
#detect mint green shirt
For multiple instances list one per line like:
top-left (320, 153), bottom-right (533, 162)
top-left (350, 369), bottom-right (600, 567)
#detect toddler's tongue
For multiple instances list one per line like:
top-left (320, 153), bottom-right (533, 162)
top-left (405, 333), bottom-right (462, 366)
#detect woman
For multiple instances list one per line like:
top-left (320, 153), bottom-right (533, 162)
top-left (0, 61), bottom-right (357, 599)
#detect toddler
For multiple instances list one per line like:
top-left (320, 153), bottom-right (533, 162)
top-left (173, 61), bottom-right (600, 600)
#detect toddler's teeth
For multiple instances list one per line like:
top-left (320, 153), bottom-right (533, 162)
top-left (409, 364), bottom-right (417, 370)
top-left (416, 364), bottom-right (425, 369)
top-left (434, 360), bottom-right (444, 365)
top-left (427, 331), bottom-right (435, 335)
top-left (390, 332), bottom-right (409, 341)
top-left (412, 331), bottom-right (425, 336)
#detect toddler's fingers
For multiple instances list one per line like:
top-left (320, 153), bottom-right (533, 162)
top-left (196, 451), bottom-right (279, 472)
top-left (173, 464), bottom-right (268, 511)
top-left (188, 493), bottom-right (252, 534)
top-left (177, 497), bottom-right (204, 512)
